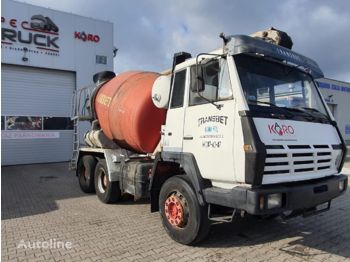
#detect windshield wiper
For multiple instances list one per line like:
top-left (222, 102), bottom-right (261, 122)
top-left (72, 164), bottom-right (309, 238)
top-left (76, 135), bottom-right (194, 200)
top-left (248, 99), bottom-right (294, 118)
top-left (283, 107), bottom-right (321, 121)
top-left (301, 107), bottom-right (329, 118)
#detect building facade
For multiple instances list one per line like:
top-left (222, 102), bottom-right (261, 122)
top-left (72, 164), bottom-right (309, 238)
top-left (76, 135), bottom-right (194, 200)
top-left (1, 0), bottom-right (114, 165)
top-left (317, 78), bottom-right (350, 144)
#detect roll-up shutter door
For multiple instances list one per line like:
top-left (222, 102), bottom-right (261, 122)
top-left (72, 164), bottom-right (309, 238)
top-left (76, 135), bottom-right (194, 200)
top-left (1, 64), bottom-right (76, 165)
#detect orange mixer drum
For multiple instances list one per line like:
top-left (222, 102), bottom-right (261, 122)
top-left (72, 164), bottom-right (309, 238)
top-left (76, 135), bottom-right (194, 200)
top-left (94, 71), bottom-right (167, 153)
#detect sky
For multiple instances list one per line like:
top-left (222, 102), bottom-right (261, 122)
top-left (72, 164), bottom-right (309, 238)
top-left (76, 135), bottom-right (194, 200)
top-left (19, 0), bottom-right (350, 82)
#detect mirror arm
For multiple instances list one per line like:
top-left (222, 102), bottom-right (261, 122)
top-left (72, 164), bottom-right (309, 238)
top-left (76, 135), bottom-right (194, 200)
top-left (195, 53), bottom-right (224, 110)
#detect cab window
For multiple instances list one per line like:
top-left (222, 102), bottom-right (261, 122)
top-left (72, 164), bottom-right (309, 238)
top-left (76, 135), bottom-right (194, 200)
top-left (189, 59), bottom-right (232, 106)
top-left (170, 70), bottom-right (187, 108)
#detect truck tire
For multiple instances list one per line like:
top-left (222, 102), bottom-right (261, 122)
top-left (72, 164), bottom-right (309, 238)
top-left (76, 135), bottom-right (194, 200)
top-left (94, 159), bottom-right (121, 204)
top-left (77, 155), bottom-right (97, 193)
top-left (159, 175), bottom-right (210, 245)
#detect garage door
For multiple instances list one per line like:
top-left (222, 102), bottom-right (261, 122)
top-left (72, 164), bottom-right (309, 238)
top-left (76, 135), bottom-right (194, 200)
top-left (1, 64), bottom-right (76, 165)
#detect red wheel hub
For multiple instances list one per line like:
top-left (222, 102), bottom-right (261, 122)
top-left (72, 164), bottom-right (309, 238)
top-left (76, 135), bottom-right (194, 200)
top-left (165, 195), bottom-right (185, 227)
top-left (103, 174), bottom-right (108, 187)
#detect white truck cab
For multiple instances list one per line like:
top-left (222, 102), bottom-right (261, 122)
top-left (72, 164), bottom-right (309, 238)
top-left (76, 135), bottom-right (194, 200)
top-left (74, 30), bottom-right (347, 245)
top-left (151, 33), bottom-right (347, 242)
top-left (161, 37), bottom-right (346, 187)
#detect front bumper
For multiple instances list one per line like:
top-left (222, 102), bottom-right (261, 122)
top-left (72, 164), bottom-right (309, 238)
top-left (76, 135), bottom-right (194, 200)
top-left (203, 175), bottom-right (348, 215)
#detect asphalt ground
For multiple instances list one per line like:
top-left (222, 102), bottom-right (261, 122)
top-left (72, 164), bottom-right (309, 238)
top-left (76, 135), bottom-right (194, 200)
top-left (1, 162), bottom-right (350, 262)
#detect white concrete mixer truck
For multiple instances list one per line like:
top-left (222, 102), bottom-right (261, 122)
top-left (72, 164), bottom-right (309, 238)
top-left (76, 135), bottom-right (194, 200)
top-left (71, 28), bottom-right (348, 245)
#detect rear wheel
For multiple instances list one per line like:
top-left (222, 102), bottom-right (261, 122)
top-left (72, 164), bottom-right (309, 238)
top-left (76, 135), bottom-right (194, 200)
top-left (77, 155), bottom-right (97, 193)
top-left (159, 175), bottom-right (210, 245)
top-left (94, 159), bottom-right (121, 203)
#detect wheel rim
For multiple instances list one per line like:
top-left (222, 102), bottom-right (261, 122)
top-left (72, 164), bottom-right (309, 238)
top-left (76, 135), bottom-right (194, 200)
top-left (98, 169), bottom-right (107, 193)
top-left (164, 191), bottom-right (188, 228)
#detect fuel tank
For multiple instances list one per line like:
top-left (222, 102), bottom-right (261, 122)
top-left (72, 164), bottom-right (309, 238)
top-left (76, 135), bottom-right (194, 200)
top-left (94, 71), bottom-right (167, 153)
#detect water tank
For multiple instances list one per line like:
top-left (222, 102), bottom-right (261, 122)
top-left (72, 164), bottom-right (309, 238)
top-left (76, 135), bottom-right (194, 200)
top-left (94, 71), bottom-right (167, 153)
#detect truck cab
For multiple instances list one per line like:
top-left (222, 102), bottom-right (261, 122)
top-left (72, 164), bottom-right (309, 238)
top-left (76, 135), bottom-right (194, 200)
top-left (150, 34), bottom-right (347, 243)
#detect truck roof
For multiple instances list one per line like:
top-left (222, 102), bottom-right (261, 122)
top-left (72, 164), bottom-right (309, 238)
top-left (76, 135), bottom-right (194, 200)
top-left (174, 35), bottom-right (324, 78)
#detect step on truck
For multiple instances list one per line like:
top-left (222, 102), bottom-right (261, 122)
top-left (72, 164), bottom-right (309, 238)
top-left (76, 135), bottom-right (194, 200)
top-left (71, 28), bottom-right (348, 245)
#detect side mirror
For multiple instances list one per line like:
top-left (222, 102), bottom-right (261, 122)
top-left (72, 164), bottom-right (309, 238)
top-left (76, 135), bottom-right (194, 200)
top-left (190, 66), bottom-right (205, 92)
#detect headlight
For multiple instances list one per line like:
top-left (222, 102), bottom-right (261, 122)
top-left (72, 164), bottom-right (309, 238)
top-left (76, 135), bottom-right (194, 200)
top-left (339, 180), bottom-right (346, 191)
top-left (267, 193), bottom-right (282, 209)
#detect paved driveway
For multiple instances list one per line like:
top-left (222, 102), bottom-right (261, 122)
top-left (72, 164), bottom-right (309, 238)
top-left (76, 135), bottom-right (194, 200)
top-left (2, 163), bottom-right (350, 262)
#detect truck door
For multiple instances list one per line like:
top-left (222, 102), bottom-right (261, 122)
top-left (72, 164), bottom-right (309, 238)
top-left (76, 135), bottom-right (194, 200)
top-left (162, 69), bottom-right (188, 153)
top-left (183, 59), bottom-right (235, 185)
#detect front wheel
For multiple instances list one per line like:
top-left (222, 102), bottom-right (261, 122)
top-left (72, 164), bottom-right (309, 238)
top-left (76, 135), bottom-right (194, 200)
top-left (94, 159), bottom-right (121, 204)
top-left (159, 175), bottom-right (210, 245)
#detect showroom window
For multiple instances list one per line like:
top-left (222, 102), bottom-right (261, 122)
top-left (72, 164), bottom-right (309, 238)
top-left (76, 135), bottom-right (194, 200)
top-left (1, 116), bottom-right (4, 130)
top-left (6, 116), bottom-right (42, 130)
top-left (43, 117), bottom-right (73, 130)
top-left (2, 116), bottom-right (73, 130)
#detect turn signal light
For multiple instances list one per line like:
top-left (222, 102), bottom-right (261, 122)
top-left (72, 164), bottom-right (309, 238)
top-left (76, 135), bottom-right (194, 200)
top-left (244, 144), bottom-right (253, 152)
top-left (259, 195), bottom-right (265, 210)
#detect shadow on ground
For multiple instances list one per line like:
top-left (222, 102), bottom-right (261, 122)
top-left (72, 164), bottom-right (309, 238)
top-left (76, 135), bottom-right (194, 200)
top-left (1, 162), bottom-right (85, 220)
top-left (197, 205), bottom-right (350, 259)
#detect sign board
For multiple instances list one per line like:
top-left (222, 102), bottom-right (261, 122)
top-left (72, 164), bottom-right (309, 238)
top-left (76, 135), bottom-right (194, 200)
top-left (1, 0), bottom-right (113, 73)
top-left (345, 124), bottom-right (350, 135)
top-left (2, 131), bottom-right (60, 139)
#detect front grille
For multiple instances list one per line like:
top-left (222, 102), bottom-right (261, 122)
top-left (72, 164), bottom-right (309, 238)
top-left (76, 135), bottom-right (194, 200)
top-left (264, 144), bottom-right (334, 176)
top-left (317, 152), bottom-right (331, 156)
top-left (288, 145), bottom-right (311, 149)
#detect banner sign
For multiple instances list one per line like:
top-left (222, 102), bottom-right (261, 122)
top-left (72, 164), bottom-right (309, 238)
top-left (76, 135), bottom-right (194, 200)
top-left (2, 131), bottom-right (60, 139)
top-left (317, 81), bottom-right (350, 93)
top-left (345, 125), bottom-right (350, 135)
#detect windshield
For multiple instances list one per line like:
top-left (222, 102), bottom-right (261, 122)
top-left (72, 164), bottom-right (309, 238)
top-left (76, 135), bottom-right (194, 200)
top-left (235, 54), bottom-right (329, 122)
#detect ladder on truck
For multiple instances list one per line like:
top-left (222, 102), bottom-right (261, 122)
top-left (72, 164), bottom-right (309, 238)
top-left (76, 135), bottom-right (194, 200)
top-left (69, 86), bottom-right (94, 170)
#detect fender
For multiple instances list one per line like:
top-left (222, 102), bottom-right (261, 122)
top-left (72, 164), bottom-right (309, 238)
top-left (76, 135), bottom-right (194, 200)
top-left (75, 148), bottom-right (121, 182)
top-left (149, 152), bottom-right (208, 212)
top-left (239, 111), bottom-right (266, 185)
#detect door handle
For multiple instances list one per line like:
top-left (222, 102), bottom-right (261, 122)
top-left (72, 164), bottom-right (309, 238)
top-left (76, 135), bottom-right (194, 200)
top-left (183, 136), bottom-right (193, 140)
top-left (168, 132), bottom-right (172, 136)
